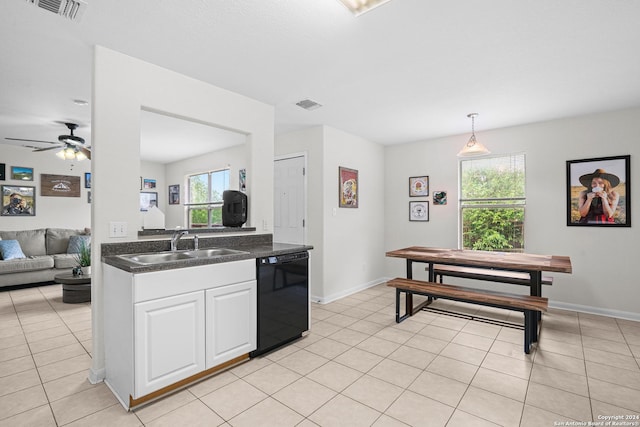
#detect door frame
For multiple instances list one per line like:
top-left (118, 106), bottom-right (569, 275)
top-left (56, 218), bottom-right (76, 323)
top-left (274, 152), bottom-right (308, 245)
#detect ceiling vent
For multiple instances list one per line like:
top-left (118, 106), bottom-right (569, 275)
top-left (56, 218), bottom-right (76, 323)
top-left (25, 0), bottom-right (87, 21)
top-left (296, 99), bottom-right (323, 111)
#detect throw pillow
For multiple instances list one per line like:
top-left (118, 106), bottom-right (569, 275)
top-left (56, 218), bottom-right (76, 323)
top-left (0, 240), bottom-right (27, 260)
top-left (67, 235), bottom-right (91, 254)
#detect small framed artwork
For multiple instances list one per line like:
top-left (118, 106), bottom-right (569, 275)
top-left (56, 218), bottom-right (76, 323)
top-left (409, 201), bottom-right (429, 221)
top-left (239, 168), bottom-right (247, 192)
top-left (11, 166), bottom-right (33, 181)
top-left (168, 185), bottom-right (180, 205)
top-left (40, 174), bottom-right (81, 197)
top-left (339, 166), bottom-right (358, 208)
top-left (433, 191), bottom-right (447, 205)
top-left (0, 163), bottom-right (5, 181)
top-left (84, 172), bottom-right (91, 188)
top-left (566, 155), bottom-right (630, 227)
top-left (1, 185), bottom-right (36, 216)
top-left (143, 178), bottom-right (156, 189)
top-left (409, 176), bottom-right (429, 197)
top-left (87, 191), bottom-right (92, 204)
top-left (140, 192), bottom-right (158, 211)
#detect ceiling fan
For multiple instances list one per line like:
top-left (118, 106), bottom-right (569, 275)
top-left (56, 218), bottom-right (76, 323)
top-left (4, 122), bottom-right (91, 160)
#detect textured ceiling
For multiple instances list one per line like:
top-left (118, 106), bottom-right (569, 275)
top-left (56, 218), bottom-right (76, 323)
top-left (1, 0), bottom-right (639, 161)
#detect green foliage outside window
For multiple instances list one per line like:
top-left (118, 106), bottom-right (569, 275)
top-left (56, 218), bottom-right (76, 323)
top-left (461, 155), bottom-right (525, 252)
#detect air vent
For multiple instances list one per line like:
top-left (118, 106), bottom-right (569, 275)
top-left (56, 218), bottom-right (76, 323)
top-left (25, 0), bottom-right (87, 21)
top-left (296, 99), bottom-right (323, 111)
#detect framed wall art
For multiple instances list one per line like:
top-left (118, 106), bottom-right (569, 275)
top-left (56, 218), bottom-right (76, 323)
top-left (566, 155), bottom-right (630, 227)
top-left (168, 184), bottom-right (180, 205)
top-left (140, 192), bottom-right (158, 211)
top-left (409, 176), bottom-right (429, 197)
top-left (0, 163), bottom-right (5, 181)
top-left (339, 166), bottom-right (358, 208)
top-left (1, 185), bottom-right (35, 216)
top-left (40, 174), bottom-right (81, 197)
top-left (11, 166), bottom-right (33, 181)
top-left (239, 168), bottom-right (246, 192)
top-left (143, 178), bottom-right (156, 189)
top-left (409, 201), bottom-right (429, 221)
top-left (84, 172), bottom-right (91, 188)
top-left (433, 191), bottom-right (447, 205)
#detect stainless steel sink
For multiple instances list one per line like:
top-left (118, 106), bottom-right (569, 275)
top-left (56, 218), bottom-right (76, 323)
top-left (119, 252), bottom-right (194, 265)
top-left (183, 248), bottom-right (249, 258)
top-left (119, 247), bottom-right (249, 265)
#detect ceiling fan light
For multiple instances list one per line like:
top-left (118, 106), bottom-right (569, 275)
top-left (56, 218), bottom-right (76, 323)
top-left (56, 149), bottom-right (66, 159)
top-left (64, 147), bottom-right (76, 159)
top-left (75, 151), bottom-right (87, 161)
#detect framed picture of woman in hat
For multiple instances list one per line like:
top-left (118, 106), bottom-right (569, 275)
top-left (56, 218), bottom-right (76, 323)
top-left (566, 155), bottom-right (631, 226)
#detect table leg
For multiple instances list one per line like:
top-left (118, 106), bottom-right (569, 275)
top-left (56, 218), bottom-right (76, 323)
top-left (406, 260), bottom-right (413, 314)
top-left (529, 271), bottom-right (543, 327)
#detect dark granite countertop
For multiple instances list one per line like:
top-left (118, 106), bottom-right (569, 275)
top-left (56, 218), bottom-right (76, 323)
top-left (102, 234), bottom-right (312, 273)
top-left (138, 226), bottom-right (256, 237)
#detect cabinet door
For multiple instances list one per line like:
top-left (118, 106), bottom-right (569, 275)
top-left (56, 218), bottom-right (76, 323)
top-left (134, 291), bottom-right (205, 397)
top-left (206, 280), bottom-right (257, 368)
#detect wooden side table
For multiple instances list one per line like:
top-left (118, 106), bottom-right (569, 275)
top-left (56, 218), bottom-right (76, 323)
top-left (55, 272), bottom-right (91, 303)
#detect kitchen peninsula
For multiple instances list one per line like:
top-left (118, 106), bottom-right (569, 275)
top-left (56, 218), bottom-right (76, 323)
top-left (102, 233), bottom-right (312, 410)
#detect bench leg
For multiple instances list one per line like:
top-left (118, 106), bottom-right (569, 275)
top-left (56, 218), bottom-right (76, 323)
top-left (395, 288), bottom-right (412, 323)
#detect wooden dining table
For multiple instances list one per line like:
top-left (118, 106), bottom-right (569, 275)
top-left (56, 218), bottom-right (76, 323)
top-left (386, 246), bottom-right (572, 336)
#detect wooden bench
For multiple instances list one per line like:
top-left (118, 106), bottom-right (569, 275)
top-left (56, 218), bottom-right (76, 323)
top-left (386, 277), bottom-right (548, 354)
top-left (431, 264), bottom-right (553, 288)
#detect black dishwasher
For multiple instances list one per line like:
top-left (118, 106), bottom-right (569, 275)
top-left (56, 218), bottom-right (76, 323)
top-left (251, 251), bottom-right (309, 357)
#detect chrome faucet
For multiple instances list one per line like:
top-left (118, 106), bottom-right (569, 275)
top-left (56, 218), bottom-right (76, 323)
top-left (170, 230), bottom-right (189, 251)
top-left (193, 235), bottom-right (199, 250)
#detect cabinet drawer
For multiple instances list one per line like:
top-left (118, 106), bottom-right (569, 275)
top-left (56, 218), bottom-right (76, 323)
top-left (134, 259), bottom-right (256, 302)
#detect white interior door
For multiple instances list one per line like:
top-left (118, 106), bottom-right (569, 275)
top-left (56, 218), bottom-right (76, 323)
top-left (274, 155), bottom-right (305, 244)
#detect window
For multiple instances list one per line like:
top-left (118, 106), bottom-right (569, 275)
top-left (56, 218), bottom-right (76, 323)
top-left (460, 154), bottom-right (526, 252)
top-left (186, 169), bottom-right (230, 227)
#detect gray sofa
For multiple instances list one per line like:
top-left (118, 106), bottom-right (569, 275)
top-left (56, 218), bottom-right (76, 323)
top-left (0, 228), bottom-right (89, 288)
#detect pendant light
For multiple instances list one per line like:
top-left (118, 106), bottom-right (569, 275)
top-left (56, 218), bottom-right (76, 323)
top-left (457, 113), bottom-right (490, 157)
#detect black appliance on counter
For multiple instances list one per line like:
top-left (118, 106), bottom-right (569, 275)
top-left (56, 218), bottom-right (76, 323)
top-left (222, 190), bottom-right (247, 227)
top-left (251, 251), bottom-right (309, 357)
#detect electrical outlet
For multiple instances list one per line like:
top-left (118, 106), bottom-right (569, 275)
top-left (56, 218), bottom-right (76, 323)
top-left (109, 221), bottom-right (128, 237)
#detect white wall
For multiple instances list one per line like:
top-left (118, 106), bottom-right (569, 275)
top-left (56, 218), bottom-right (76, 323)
top-left (164, 144), bottom-right (247, 229)
top-left (275, 125), bottom-right (386, 302)
top-left (323, 126), bottom-right (386, 301)
top-left (385, 107), bottom-right (640, 319)
top-left (91, 46), bottom-right (274, 382)
top-left (0, 145), bottom-right (90, 230)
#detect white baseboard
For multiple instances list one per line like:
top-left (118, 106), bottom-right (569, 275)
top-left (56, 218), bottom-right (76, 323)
top-left (311, 277), bottom-right (390, 304)
top-left (550, 301), bottom-right (640, 322)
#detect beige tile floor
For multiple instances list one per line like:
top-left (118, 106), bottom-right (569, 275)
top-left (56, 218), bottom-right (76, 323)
top-left (1, 282), bottom-right (639, 426)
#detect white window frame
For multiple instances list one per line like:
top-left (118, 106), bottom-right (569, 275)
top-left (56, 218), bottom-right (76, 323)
top-left (459, 153), bottom-right (526, 252)
top-left (185, 168), bottom-right (230, 228)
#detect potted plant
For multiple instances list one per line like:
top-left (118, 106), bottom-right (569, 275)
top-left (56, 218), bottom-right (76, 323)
top-left (75, 240), bottom-right (91, 276)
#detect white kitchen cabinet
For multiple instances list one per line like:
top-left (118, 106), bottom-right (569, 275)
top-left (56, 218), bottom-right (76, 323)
top-left (103, 259), bottom-right (256, 409)
top-left (206, 280), bottom-right (256, 367)
top-left (134, 291), bottom-right (205, 397)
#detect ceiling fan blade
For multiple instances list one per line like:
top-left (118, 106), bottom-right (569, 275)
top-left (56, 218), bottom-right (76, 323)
top-left (33, 146), bottom-right (61, 152)
top-left (5, 137), bottom-right (61, 145)
top-left (79, 146), bottom-right (91, 160)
